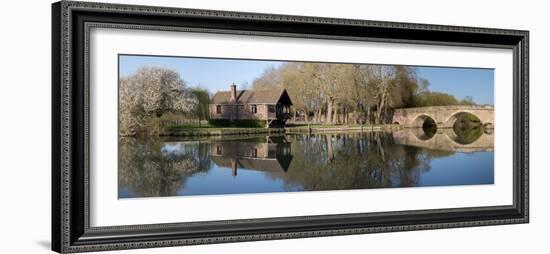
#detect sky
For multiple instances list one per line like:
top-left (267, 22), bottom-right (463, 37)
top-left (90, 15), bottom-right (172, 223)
top-left (119, 55), bottom-right (494, 105)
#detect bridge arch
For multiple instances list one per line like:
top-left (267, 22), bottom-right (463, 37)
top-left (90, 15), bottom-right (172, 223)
top-left (412, 114), bottom-right (437, 129)
top-left (392, 105), bottom-right (494, 129)
top-left (409, 127), bottom-right (435, 141)
top-left (411, 114), bottom-right (438, 140)
top-left (443, 111), bottom-right (481, 128)
top-left (409, 127), bottom-right (482, 146)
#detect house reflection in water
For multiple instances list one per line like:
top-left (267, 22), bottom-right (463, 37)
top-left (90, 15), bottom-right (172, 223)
top-left (209, 136), bottom-right (293, 176)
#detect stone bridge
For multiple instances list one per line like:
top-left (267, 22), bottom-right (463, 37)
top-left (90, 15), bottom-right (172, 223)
top-left (392, 128), bottom-right (494, 153)
top-left (392, 105), bottom-right (494, 128)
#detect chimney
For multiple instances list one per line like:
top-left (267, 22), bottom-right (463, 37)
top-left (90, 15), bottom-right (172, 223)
top-left (230, 83), bottom-right (237, 102)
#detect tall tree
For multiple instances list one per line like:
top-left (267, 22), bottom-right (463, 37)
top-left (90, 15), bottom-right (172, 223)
top-left (250, 62), bottom-right (473, 125)
top-left (119, 67), bottom-right (197, 136)
top-left (190, 87), bottom-right (210, 126)
top-left (279, 63), bottom-right (311, 122)
top-left (300, 63), bottom-right (325, 123)
top-left (252, 65), bottom-right (282, 90)
top-left (372, 65), bottom-right (397, 124)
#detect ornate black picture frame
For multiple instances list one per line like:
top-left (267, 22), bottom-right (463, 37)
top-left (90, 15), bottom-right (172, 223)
top-left (52, 1), bottom-right (529, 253)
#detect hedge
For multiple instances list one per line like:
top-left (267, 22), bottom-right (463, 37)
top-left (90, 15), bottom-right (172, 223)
top-left (207, 119), bottom-right (267, 128)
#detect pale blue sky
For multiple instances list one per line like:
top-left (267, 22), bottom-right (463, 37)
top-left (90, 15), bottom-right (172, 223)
top-left (416, 67), bottom-right (493, 105)
top-left (119, 55), bottom-right (494, 105)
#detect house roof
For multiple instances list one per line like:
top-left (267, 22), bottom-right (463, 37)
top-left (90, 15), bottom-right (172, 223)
top-left (210, 156), bottom-right (292, 173)
top-left (211, 88), bottom-right (292, 105)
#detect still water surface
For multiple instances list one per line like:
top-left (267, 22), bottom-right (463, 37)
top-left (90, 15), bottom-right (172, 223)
top-left (119, 129), bottom-right (494, 198)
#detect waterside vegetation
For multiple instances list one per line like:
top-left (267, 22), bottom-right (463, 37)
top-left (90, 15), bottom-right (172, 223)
top-left (119, 64), bottom-right (485, 137)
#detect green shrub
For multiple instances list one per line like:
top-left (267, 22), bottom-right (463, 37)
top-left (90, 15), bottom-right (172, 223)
top-left (207, 119), bottom-right (266, 128)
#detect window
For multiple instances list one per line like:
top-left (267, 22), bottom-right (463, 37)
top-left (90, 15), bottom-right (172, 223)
top-left (216, 105), bottom-right (221, 114)
top-left (251, 104), bottom-right (257, 114)
top-left (216, 145), bottom-right (222, 155)
top-left (268, 105), bottom-right (275, 113)
top-left (268, 149), bottom-right (276, 157)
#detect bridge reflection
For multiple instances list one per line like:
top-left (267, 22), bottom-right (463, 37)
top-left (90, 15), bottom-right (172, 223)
top-left (392, 128), bottom-right (494, 153)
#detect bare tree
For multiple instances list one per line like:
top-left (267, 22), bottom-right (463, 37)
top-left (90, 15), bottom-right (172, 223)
top-left (251, 62), bottom-right (442, 125)
top-left (372, 65), bottom-right (397, 124)
top-left (252, 65), bottom-right (282, 90)
top-left (190, 87), bottom-right (210, 126)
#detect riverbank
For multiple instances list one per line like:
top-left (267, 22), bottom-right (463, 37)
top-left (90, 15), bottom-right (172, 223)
top-left (163, 124), bottom-right (400, 137)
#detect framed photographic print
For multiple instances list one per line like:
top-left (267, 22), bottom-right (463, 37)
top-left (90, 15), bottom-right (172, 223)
top-left (51, 1), bottom-right (529, 253)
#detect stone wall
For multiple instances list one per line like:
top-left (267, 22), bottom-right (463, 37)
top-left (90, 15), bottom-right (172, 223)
top-left (392, 105), bottom-right (494, 128)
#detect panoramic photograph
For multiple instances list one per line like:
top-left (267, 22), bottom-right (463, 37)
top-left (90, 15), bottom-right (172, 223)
top-left (117, 55), bottom-right (495, 198)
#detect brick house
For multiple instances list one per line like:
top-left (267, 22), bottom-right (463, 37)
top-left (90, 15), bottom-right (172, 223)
top-left (209, 84), bottom-right (293, 127)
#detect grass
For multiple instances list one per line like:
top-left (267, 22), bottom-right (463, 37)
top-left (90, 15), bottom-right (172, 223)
top-left (208, 119), bottom-right (267, 128)
top-left (163, 124), bottom-right (285, 137)
top-left (169, 126), bottom-right (262, 131)
top-left (285, 123), bottom-right (379, 129)
top-left (168, 123), bottom-right (216, 129)
top-left (163, 122), bottom-right (396, 137)
top-left (169, 122), bottom-right (389, 130)
top-left (168, 124), bottom-right (267, 131)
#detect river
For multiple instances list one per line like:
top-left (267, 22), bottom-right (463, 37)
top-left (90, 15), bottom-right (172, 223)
top-left (118, 127), bottom-right (494, 198)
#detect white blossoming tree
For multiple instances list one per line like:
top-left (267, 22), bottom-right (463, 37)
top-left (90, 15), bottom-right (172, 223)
top-left (119, 67), bottom-right (198, 136)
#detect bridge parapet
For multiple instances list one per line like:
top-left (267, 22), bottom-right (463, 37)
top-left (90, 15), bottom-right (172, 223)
top-left (392, 105), bottom-right (494, 128)
top-left (394, 105), bottom-right (494, 113)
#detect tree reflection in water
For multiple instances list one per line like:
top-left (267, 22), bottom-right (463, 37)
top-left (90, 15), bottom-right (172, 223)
top-left (118, 130), bottom-right (480, 198)
top-left (269, 132), bottom-right (454, 191)
top-left (118, 137), bottom-right (210, 197)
